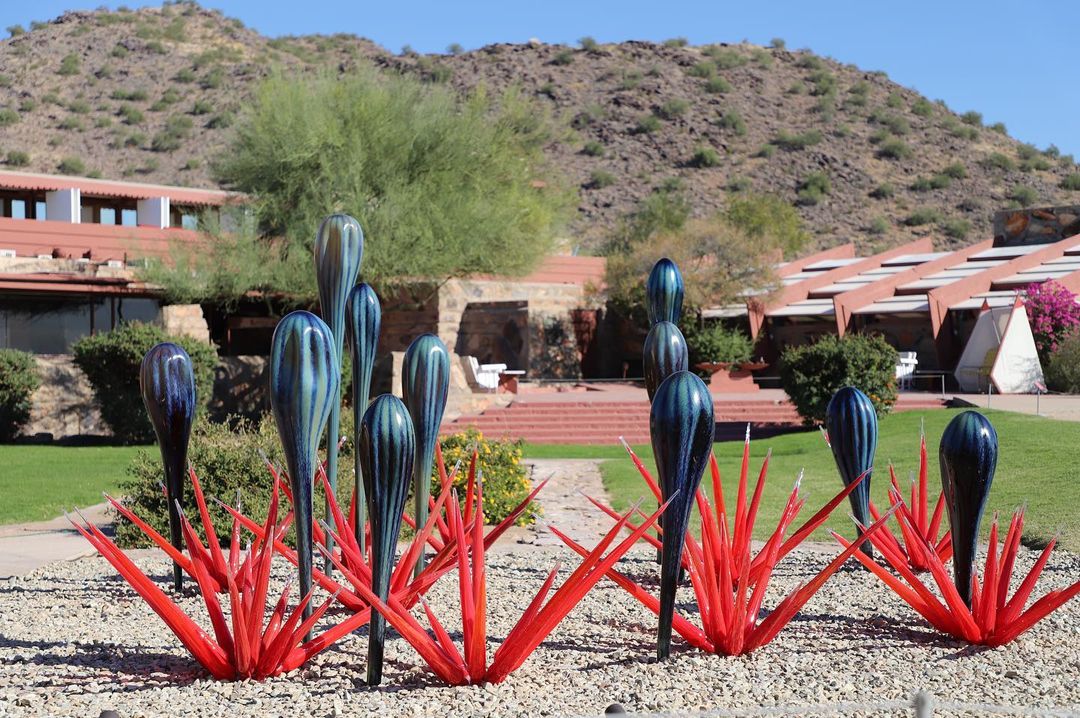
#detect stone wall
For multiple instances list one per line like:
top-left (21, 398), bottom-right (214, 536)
top-left (994, 205), bottom-right (1080, 247)
top-left (24, 355), bottom-right (105, 439)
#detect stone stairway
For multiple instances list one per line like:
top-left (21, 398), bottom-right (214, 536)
top-left (441, 390), bottom-right (950, 445)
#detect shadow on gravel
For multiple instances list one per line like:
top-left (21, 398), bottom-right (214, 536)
top-left (24, 643), bottom-right (205, 689)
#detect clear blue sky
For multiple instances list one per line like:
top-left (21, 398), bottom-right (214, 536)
top-left (8, 1), bottom-right (1077, 156)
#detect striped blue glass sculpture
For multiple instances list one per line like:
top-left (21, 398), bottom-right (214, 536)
top-left (401, 333), bottom-right (449, 576)
top-left (646, 257), bottom-right (684, 326)
top-left (825, 386), bottom-right (877, 556)
top-left (939, 410), bottom-right (998, 606)
top-left (643, 320), bottom-right (688, 402)
top-left (269, 311), bottom-right (339, 624)
top-left (345, 282), bottom-right (381, 553)
top-left (139, 342), bottom-right (196, 591)
top-left (650, 370), bottom-right (715, 659)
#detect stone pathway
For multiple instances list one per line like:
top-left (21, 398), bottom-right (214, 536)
top-left (0, 502), bottom-right (110, 578)
top-left (521, 458), bottom-right (615, 549)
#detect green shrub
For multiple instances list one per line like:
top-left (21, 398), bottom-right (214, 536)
top-left (941, 217), bottom-right (971, 240)
top-left (582, 140), bottom-right (605, 157)
top-left (757, 143), bottom-right (776, 158)
top-left (905, 207), bottom-right (943, 226)
top-left (716, 110), bottom-right (745, 135)
top-left (705, 47), bottom-right (745, 70)
top-left (58, 116), bottom-right (84, 131)
top-left (618, 70), bottom-right (643, 90)
top-left (688, 61), bottom-right (715, 78)
top-left (119, 105), bottom-right (144, 125)
top-left (434, 428), bottom-right (537, 526)
top-left (151, 115), bottom-right (193, 151)
top-left (807, 69), bottom-right (836, 96)
top-left (175, 67), bottom-right (196, 83)
top-left (797, 171), bottom-right (830, 205)
top-left (796, 54), bottom-right (823, 70)
top-left (58, 157), bottom-right (85, 175)
top-left (1060, 173), bottom-right (1080, 191)
top-left (727, 176), bottom-right (751, 192)
top-left (911, 98), bottom-right (934, 117)
top-left (201, 68), bottom-right (224, 89)
top-left (58, 54), bottom-right (80, 76)
top-left (578, 36), bottom-right (599, 52)
top-left (870, 183), bottom-right (895, 199)
top-left (960, 110), bottom-right (983, 126)
top-left (72, 322), bottom-right (217, 444)
top-left (780, 334), bottom-right (898, 424)
top-left (704, 76), bottom-right (731, 94)
top-left (886, 92), bottom-right (903, 108)
top-left (990, 122), bottom-right (1007, 134)
top-left (983, 152), bottom-right (1016, 171)
top-left (589, 169), bottom-right (616, 188)
top-left (6, 150), bottom-right (30, 166)
top-left (876, 137), bottom-right (912, 160)
top-left (683, 322), bottom-right (753, 366)
top-left (0, 350), bottom-right (40, 442)
top-left (663, 37), bottom-right (688, 48)
top-left (635, 114), bottom-right (662, 134)
top-left (1019, 156), bottom-right (1051, 172)
top-left (690, 146), bottom-right (721, 168)
top-left (657, 98), bottom-right (689, 120)
top-left (112, 88), bottom-right (149, 102)
top-left (551, 49), bottom-right (574, 66)
top-left (0, 109), bottom-right (18, 127)
top-left (206, 111), bottom-right (233, 129)
top-left (1009, 185), bottom-right (1038, 207)
top-left (116, 416), bottom-right (296, 547)
top-left (7, 24), bottom-right (25, 37)
top-left (1046, 332), bottom-right (1080, 393)
top-left (773, 129), bottom-right (822, 150)
top-left (446, 42), bottom-right (464, 55)
top-left (869, 216), bottom-right (889, 235)
top-left (191, 99), bottom-right (213, 115)
top-left (68, 99), bottom-right (91, 114)
top-left (941, 162), bottom-right (967, 179)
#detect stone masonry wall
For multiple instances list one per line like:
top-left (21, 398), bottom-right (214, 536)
top-left (24, 355), bottom-right (105, 439)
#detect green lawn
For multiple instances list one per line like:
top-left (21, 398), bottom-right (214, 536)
top-left (0, 444), bottom-right (146, 525)
top-left (526, 409), bottom-right (1080, 552)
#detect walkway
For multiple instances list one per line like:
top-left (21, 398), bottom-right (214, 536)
top-left (953, 392), bottom-right (1080, 421)
top-left (0, 502), bottom-right (109, 578)
top-left (521, 458), bottom-right (613, 549)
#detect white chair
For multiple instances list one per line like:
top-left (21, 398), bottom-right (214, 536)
top-left (895, 351), bottom-right (918, 390)
top-left (465, 356), bottom-right (508, 393)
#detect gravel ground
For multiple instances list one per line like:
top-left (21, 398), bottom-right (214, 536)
top-left (0, 540), bottom-right (1078, 718)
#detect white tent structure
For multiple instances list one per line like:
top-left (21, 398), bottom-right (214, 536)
top-left (954, 297), bottom-right (1044, 393)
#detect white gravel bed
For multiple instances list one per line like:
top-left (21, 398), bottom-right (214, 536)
top-left (0, 542), bottom-right (1078, 718)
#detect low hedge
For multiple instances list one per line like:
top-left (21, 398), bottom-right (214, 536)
top-left (780, 334), bottom-right (898, 424)
top-left (72, 322), bottom-right (217, 444)
top-left (0, 349), bottom-right (40, 441)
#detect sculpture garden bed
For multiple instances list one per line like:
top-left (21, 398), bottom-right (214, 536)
top-left (2, 541), bottom-right (1078, 717)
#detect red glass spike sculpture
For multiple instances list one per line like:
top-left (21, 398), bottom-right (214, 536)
top-left (837, 507), bottom-right (1080, 646)
top-left (226, 445), bottom-right (549, 618)
top-left (321, 474), bottom-right (670, 685)
top-left (550, 434), bottom-right (890, 656)
top-left (868, 432), bottom-right (953, 572)
top-left (69, 481), bottom-right (371, 679)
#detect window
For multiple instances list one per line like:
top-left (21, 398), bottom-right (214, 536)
top-left (121, 209), bottom-right (137, 226)
top-left (100, 207), bottom-right (117, 225)
top-left (0, 296), bottom-right (161, 353)
top-left (10, 199), bottom-right (25, 220)
top-left (35, 201), bottom-right (46, 220)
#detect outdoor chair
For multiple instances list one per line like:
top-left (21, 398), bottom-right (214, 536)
top-left (895, 351), bottom-right (918, 390)
top-left (464, 356), bottom-right (508, 393)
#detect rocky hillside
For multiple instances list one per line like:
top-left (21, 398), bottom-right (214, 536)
top-left (2, 2), bottom-right (1079, 253)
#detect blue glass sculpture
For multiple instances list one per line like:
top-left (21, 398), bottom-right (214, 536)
top-left (401, 333), bottom-right (449, 577)
top-left (139, 342), bottom-right (196, 591)
top-left (825, 386), bottom-right (877, 557)
top-left (650, 370), bottom-right (714, 659)
top-left (643, 321), bottom-right (688, 402)
top-left (646, 257), bottom-right (684, 326)
top-left (345, 282), bottom-right (381, 553)
top-left (313, 213), bottom-right (364, 568)
top-left (269, 311), bottom-right (339, 624)
top-left (358, 394), bottom-right (415, 686)
top-left (939, 410), bottom-right (998, 607)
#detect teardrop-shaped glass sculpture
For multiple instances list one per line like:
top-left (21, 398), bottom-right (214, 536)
top-left (825, 386), bottom-right (877, 556)
top-left (939, 410), bottom-right (998, 607)
top-left (269, 311), bottom-right (339, 621)
top-left (643, 321), bottom-right (688, 402)
top-left (313, 213), bottom-right (364, 568)
top-left (139, 342), bottom-right (196, 591)
top-left (401, 334), bottom-right (449, 576)
top-left (650, 370), bottom-right (715, 660)
top-left (358, 394), bottom-right (415, 686)
top-left (345, 282), bottom-right (381, 552)
top-left (646, 257), bottom-right (684, 326)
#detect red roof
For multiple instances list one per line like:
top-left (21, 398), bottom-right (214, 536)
top-left (515, 255), bottom-right (606, 286)
top-left (0, 170), bottom-right (237, 206)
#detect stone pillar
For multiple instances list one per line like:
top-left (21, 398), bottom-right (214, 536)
top-left (160, 304), bottom-right (211, 343)
top-left (44, 188), bottom-right (80, 223)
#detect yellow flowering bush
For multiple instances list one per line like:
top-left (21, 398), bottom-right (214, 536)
top-left (432, 428), bottom-right (539, 526)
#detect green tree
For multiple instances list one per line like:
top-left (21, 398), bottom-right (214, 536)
top-left (151, 69), bottom-right (573, 303)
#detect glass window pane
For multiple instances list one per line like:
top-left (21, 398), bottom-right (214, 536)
top-left (11, 200), bottom-right (25, 220)
top-left (121, 209), bottom-right (137, 226)
top-left (116, 298), bottom-right (160, 325)
top-left (100, 207), bottom-right (116, 225)
top-left (35, 201), bottom-right (46, 220)
top-left (0, 298), bottom-right (92, 353)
